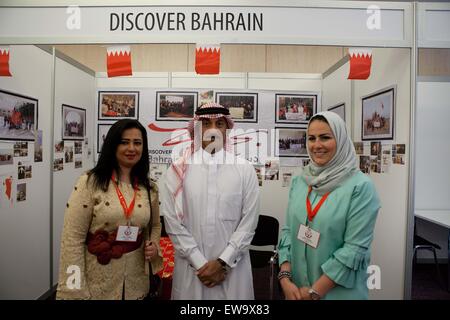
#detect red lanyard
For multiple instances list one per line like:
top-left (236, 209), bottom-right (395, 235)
top-left (111, 174), bottom-right (138, 220)
top-left (306, 186), bottom-right (330, 222)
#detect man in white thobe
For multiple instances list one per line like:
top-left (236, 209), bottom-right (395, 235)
top-left (162, 102), bottom-right (260, 299)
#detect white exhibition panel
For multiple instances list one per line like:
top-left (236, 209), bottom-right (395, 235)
top-left (96, 72), bottom-right (169, 89)
top-left (248, 73), bottom-right (322, 92)
top-left (418, 3), bottom-right (450, 48)
top-left (352, 48), bottom-right (411, 299)
top-left (0, 1), bottom-right (412, 47)
top-left (415, 82), bottom-right (450, 210)
top-left (0, 45), bottom-right (52, 299)
top-left (414, 81), bottom-right (450, 259)
top-left (52, 57), bottom-right (95, 285)
top-left (171, 73), bottom-right (248, 89)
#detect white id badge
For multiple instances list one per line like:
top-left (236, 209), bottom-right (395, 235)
top-left (116, 225), bottom-right (139, 242)
top-left (297, 224), bottom-right (320, 248)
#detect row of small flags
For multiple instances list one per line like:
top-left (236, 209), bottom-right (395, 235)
top-left (105, 44), bottom-right (221, 77)
top-left (0, 45), bottom-right (372, 79)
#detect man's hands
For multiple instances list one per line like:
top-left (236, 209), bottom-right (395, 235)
top-left (196, 260), bottom-right (227, 288)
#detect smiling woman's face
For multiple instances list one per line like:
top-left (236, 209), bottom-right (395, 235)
top-left (115, 128), bottom-right (143, 169)
top-left (307, 120), bottom-right (337, 167)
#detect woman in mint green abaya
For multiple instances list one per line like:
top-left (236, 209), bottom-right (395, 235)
top-left (278, 111), bottom-right (381, 300)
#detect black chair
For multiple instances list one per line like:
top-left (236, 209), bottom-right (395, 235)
top-left (250, 214), bottom-right (279, 299)
top-left (413, 218), bottom-right (443, 288)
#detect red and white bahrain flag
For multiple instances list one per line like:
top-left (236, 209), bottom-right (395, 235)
top-left (106, 45), bottom-right (132, 77)
top-left (195, 44), bottom-right (220, 75)
top-left (0, 47), bottom-right (12, 77)
top-left (348, 48), bottom-right (372, 80)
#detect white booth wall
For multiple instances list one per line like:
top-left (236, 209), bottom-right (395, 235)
top-left (0, 45), bottom-right (52, 299)
top-left (322, 48), bottom-right (411, 299)
top-left (52, 57), bottom-right (95, 285)
top-left (321, 62), bottom-right (352, 130)
top-left (354, 48), bottom-right (411, 300)
top-left (0, 45), bottom-right (96, 299)
top-left (414, 80), bottom-right (450, 260)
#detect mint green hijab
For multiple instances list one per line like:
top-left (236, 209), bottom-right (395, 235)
top-left (301, 111), bottom-right (358, 195)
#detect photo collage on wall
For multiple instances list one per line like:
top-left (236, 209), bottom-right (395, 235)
top-left (94, 88), bottom-right (320, 189)
top-left (96, 91), bottom-right (140, 160)
top-left (354, 85), bottom-right (404, 175)
top-left (53, 102), bottom-right (88, 173)
top-left (0, 89), bottom-right (40, 205)
top-left (361, 86), bottom-right (395, 141)
top-left (93, 85), bottom-right (403, 189)
top-left (97, 88), bottom-right (320, 159)
top-left (355, 141), bottom-right (406, 175)
top-left (274, 93), bottom-right (317, 163)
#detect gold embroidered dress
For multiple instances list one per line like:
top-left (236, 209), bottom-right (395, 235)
top-left (56, 174), bottom-right (163, 300)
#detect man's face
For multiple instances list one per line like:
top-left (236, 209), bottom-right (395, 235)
top-left (200, 117), bottom-right (228, 153)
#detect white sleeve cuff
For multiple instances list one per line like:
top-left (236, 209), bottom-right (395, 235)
top-left (219, 245), bottom-right (239, 268)
top-left (188, 248), bottom-right (208, 270)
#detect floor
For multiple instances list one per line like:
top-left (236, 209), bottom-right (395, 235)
top-left (411, 263), bottom-right (450, 300)
top-left (254, 263), bottom-right (450, 300)
top-left (46, 263), bottom-right (450, 300)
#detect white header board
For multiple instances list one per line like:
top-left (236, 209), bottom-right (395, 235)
top-left (418, 3), bottom-right (450, 48)
top-left (0, 2), bottom-right (412, 47)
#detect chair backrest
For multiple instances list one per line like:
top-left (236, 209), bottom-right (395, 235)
top-left (251, 215), bottom-right (279, 247)
top-left (413, 216), bottom-right (441, 249)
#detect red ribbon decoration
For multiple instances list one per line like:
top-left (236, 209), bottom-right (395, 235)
top-left (111, 174), bottom-right (138, 220)
top-left (306, 186), bottom-right (330, 222)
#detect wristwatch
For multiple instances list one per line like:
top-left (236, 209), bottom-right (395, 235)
top-left (217, 258), bottom-right (230, 272)
top-left (308, 288), bottom-right (322, 300)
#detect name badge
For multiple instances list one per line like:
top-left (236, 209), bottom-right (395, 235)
top-left (297, 224), bottom-right (320, 248)
top-left (116, 225), bottom-right (139, 242)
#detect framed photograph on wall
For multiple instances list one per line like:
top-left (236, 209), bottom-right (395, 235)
top-left (328, 103), bottom-right (345, 122)
top-left (275, 127), bottom-right (308, 157)
top-left (275, 94), bottom-right (317, 124)
top-left (215, 92), bottom-right (258, 123)
top-left (156, 91), bottom-right (197, 121)
top-left (361, 86), bottom-right (395, 140)
top-left (62, 104), bottom-right (86, 140)
top-left (0, 89), bottom-right (38, 141)
top-left (97, 123), bottom-right (114, 153)
top-left (98, 91), bottom-right (139, 120)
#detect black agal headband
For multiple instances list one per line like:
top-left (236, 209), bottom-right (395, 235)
top-left (195, 107), bottom-right (230, 116)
